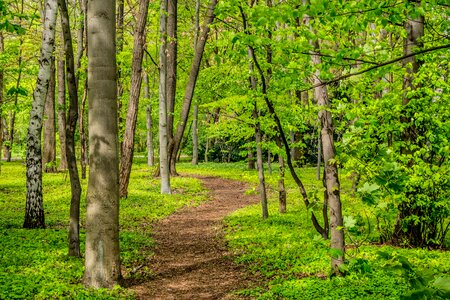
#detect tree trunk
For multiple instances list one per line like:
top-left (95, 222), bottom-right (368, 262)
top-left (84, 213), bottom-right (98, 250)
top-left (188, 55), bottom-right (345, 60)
top-left (168, 0), bottom-right (218, 175)
top-left (57, 57), bottom-right (68, 170)
top-left (23, 0), bottom-right (58, 229)
top-left (267, 148), bottom-right (272, 175)
top-left (59, 0), bottom-right (82, 257)
top-left (84, 0), bottom-right (121, 288)
top-left (316, 131), bottom-right (321, 180)
top-left (119, 0), bottom-right (150, 198)
top-left (116, 0), bottom-right (124, 154)
top-left (191, 104), bottom-right (199, 165)
top-left (254, 105), bottom-right (268, 219)
top-left (166, 0), bottom-right (177, 154)
top-left (79, 80), bottom-right (88, 179)
top-left (247, 148), bottom-right (255, 169)
top-left (0, 33), bottom-right (4, 163)
top-left (144, 73), bottom-right (154, 167)
top-left (276, 138), bottom-right (286, 214)
top-left (43, 58), bottom-right (57, 173)
top-left (159, 0), bottom-right (171, 194)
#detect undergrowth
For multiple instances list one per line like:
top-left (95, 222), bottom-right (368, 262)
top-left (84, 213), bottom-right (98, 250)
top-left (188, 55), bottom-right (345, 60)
top-left (179, 162), bottom-right (450, 299)
top-left (0, 159), bottom-right (207, 299)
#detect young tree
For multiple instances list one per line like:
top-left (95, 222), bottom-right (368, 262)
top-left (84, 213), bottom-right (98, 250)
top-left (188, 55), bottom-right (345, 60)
top-left (144, 73), bottom-right (154, 167)
top-left (58, 0), bottom-right (82, 257)
top-left (57, 57), bottom-right (67, 170)
top-left (23, 0), bottom-right (58, 229)
top-left (119, 0), bottom-right (150, 198)
top-left (84, 0), bottom-right (121, 287)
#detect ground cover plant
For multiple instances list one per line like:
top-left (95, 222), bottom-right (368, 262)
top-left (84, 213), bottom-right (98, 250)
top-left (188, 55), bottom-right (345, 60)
top-left (0, 159), bottom-right (207, 299)
top-left (179, 162), bottom-right (450, 299)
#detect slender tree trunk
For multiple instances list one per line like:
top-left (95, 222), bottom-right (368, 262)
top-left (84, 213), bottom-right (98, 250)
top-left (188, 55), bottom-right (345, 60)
top-left (159, 0), bottom-right (171, 194)
top-left (59, 0), bottom-right (82, 257)
top-left (316, 131), bottom-right (321, 180)
top-left (254, 105), bottom-right (268, 219)
top-left (84, 0), bottom-right (121, 288)
top-left (267, 148), bottom-right (272, 175)
top-left (191, 104), bottom-right (199, 165)
top-left (119, 0), bottom-right (150, 198)
top-left (247, 148), bottom-right (255, 169)
top-left (306, 7), bottom-right (345, 272)
top-left (43, 58), bottom-right (57, 172)
top-left (166, 0), bottom-right (177, 158)
top-left (168, 0), bottom-right (218, 175)
top-left (144, 73), bottom-right (154, 167)
top-left (116, 0), bottom-right (124, 154)
top-left (57, 57), bottom-right (68, 170)
top-left (23, 0), bottom-right (58, 229)
top-left (80, 80), bottom-right (88, 179)
top-left (276, 138), bottom-right (286, 213)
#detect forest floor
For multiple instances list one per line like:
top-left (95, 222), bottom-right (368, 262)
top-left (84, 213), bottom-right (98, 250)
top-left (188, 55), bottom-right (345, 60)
top-left (131, 176), bottom-right (262, 299)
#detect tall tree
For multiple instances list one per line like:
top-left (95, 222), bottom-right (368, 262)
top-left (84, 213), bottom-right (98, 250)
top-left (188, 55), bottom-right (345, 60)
top-left (42, 58), bottom-right (56, 172)
top-left (159, 0), bottom-right (171, 194)
top-left (119, 0), bottom-right (150, 198)
top-left (84, 0), bottom-right (121, 288)
top-left (23, 0), bottom-right (58, 229)
top-left (0, 33), bottom-right (4, 163)
top-left (168, 0), bottom-right (218, 174)
top-left (166, 0), bottom-right (177, 158)
top-left (191, 0), bottom-right (200, 166)
top-left (58, 0), bottom-right (82, 257)
top-left (144, 72), bottom-right (155, 167)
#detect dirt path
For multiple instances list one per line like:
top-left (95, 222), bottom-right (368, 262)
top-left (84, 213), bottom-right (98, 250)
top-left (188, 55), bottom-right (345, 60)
top-left (132, 176), bottom-right (260, 299)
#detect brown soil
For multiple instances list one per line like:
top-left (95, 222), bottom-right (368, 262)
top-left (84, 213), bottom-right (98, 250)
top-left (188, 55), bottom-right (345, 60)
top-left (132, 176), bottom-right (261, 299)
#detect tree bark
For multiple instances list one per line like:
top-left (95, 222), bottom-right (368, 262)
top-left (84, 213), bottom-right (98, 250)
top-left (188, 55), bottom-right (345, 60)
top-left (116, 0), bottom-right (124, 154)
top-left (166, 0), bottom-right (177, 152)
top-left (57, 57), bottom-right (68, 170)
top-left (43, 58), bottom-right (57, 172)
top-left (0, 33), bottom-right (4, 163)
top-left (144, 73), bottom-right (154, 167)
top-left (254, 104), bottom-right (268, 219)
top-left (79, 80), bottom-right (88, 179)
top-left (159, 0), bottom-right (171, 194)
top-left (59, 0), bottom-right (82, 257)
top-left (84, 0), bottom-right (121, 288)
top-left (119, 0), bottom-right (150, 198)
top-left (191, 104), bottom-right (199, 165)
top-left (168, 0), bottom-right (218, 175)
top-left (24, 0), bottom-right (58, 229)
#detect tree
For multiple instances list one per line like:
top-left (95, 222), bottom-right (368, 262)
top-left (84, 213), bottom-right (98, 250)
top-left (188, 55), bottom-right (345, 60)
top-left (42, 58), bottom-right (56, 172)
top-left (144, 72), bottom-right (154, 167)
top-left (84, 0), bottom-right (121, 288)
top-left (58, 0), bottom-right (82, 257)
top-left (119, 0), bottom-right (150, 198)
top-left (23, 0), bottom-right (58, 229)
top-left (57, 56), bottom-right (67, 170)
top-left (159, 0), bottom-right (171, 194)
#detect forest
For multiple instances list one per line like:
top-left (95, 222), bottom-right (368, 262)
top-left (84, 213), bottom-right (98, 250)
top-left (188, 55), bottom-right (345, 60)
top-left (0, 0), bottom-right (449, 298)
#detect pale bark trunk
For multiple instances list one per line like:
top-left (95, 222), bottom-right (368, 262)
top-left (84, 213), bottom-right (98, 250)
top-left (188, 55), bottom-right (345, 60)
top-left (166, 0), bottom-right (177, 150)
top-left (43, 58), bottom-right (56, 172)
top-left (24, 0), bottom-right (58, 229)
top-left (316, 131), bottom-right (321, 180)
top-left (59, 0), bottom-right (82, 257)
top-left (254, 105), bottom-right (268, 219)
top-left (191, 104), bottom-right (199, 165)
top-left (79, 80), bottom-right (88, 179)
top-left (119, 0), bottom-right (150, 198)
top-left (308, 23), bottom-right (345, 275)
top-left (159, 0), bottom-right (171, 194)
top-left (84, 0), bottom-right (121, 288)
top-left (116, 0), bottom-right (124, 154)
top-left (144, 73), bottom-right (154, 167)
top-left (57, 57), bottom-right (68, 170)
top-left (169, 0), bottom-right (218, 175)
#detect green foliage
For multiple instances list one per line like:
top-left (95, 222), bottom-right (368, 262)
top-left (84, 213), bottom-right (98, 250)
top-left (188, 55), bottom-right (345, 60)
top-left (0, 159), bottom-right (208, 299)
top-left (179, 162), bottom-right (450, 299)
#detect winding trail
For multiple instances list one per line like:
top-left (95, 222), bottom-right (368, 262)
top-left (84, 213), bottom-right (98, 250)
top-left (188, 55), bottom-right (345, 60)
top-left (132, 176), bottom-right (260, 299)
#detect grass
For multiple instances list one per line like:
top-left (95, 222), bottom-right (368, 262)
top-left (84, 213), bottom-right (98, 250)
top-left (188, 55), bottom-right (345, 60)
top-left (179, 161), bottom-right (450, 299)
top-left (0, 159), bottom-right (208, 299)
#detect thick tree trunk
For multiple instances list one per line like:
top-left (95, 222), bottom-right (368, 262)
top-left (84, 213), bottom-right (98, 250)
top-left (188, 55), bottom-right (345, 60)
top-left (84, 0), bottom-right (121, 288)
top-left (24, 0), bottom-right (58, 229)
top-left (191, 104), bottom-right (199, 165)
top-left (119, 0), bottom-right (150, 198)
top-left (43, 59), bottom-right (57, 172)
top-left (159, 0), bottom-right (171, 194)
top-left (144, 73), bottom-right (154, 167)
top-left (166, 0), bottom-right (177, 152)
top-left (59, 0), bottom-right (82, 257)
top-left (168, 0), bottom-right (218, 175)
top-left (57, 58), bottom-right (68, 170)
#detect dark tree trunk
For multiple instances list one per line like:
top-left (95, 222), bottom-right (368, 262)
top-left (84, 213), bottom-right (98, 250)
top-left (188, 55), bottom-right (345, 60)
top-left (166, 0), bottom-right (177, 152)
top-left (24, 0), bottom-right (58, 229)
top-left (59, 0), bottom-right (82, 257)
top-left (43, 58), bottom-right (57, 173)
top-left (144, 73), bottom-right (154, 167)
top-left (191, 104), bottom-right (199, 165)
top-left (119, 0), bottom-right (150, 198)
